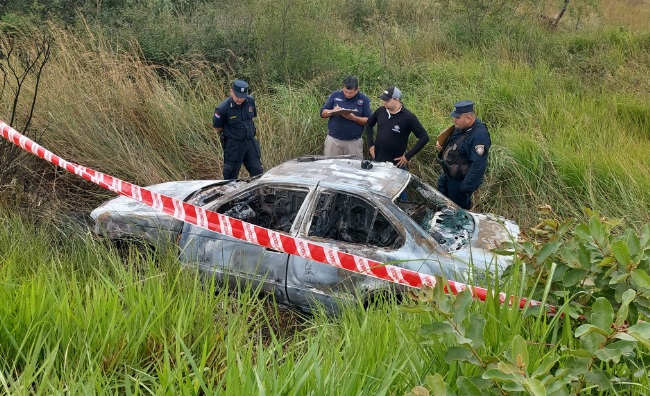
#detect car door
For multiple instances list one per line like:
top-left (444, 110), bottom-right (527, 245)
top-left (286, 188), bottom-right (405, 312)
top-left (178, 183), bottom-right (310, 305)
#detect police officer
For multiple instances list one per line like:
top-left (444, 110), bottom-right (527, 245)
top-left (213, 79), bottom-right (263, 180)
top-left (320, 75), bottom-right (372, 159)
top-left (436, 100), bottom-right (491, 209)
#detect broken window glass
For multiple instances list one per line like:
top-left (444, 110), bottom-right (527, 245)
top-left (394, 177), bottom-right (474, 252)
top-left (308, 191), bottom-right (402, 249)
top-left (216, 185), bottom-right (308, 233)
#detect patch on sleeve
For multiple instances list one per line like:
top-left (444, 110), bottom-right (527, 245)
top-left (475, 144), bottom-right (485, 155)
top-left (214, 112), bottom-right (220, 119)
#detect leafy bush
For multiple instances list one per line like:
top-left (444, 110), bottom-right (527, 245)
top-left (509, 205), bottom-right (650, 322)
top-left (404, 206), bottom-right (650, 395)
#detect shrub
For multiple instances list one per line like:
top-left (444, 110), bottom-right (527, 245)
top-left (404, 205), bottom-right (650, 395)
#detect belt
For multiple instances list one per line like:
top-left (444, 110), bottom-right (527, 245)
top-left (225, 136), bottom-right (255, 142)
top-left (328, 135), bottom-right (361, 141)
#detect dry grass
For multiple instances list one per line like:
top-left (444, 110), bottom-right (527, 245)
top-left (600, 0), bottom-right (650, 30)
top-left (2, 1), bottom-right (650, 230)
top-left (33, 24), bottom-right (225, 185)
top-left (538, 0), bottom-right (650, 31)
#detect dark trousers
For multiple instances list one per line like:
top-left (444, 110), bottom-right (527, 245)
top-left (223, 137), bottom-right (263, 180)
top-left (437, 174), bottom-right (472, 209)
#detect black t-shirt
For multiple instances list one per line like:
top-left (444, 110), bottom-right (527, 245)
top-left (365, 106), bottom-right (430, 164)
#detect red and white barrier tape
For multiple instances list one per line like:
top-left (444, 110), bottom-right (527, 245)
top-left (0, 120), bottom-right (552, 313)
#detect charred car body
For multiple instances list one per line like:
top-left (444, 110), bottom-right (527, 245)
top-left (91, 157), bottom-right (519, 312)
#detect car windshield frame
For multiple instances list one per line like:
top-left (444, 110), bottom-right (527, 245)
top-left (204, 181), bottom-right (317, 236)
top-left (393, 175), bottom-right (476, 253)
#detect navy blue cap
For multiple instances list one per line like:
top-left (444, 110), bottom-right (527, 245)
top-left (232, 79), bottom-right (249, 98)
top-left (450, 100), bottom-right (475, 117)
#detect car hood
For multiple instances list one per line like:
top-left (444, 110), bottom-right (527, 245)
top-left (90, 180), bottom-right (221, 218)
top-left (90, 180), bottom-right (223, 243)
top-left (421, 209), bottom-right (519, 278)
top-left (470, 212), bottom-right (520, 250)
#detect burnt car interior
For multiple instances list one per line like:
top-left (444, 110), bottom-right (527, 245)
top-left (395, 177), bottom-right (475, 252)
top-left (183, 167), bottom-right (473, 253)
top-left (215, 185), bottom-right (308, 233)
top-left (308, 192), bottom-right (403, 249)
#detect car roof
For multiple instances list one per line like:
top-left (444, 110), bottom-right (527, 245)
top-left (260, 157), bottom-right (411, 199)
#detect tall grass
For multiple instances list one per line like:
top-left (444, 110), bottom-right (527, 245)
top-left (0, 213), bottom-right (449, 394)
top-left (2, 1), bottom-right (650, 393)
top-left (34, 24), bottom-right (223, 185)
top-left (3, 210), bottom-right (650, 393)
top-left (2, 212), bottom-right (526, 394)
top-left (1, 1), bottom-right (649, 230)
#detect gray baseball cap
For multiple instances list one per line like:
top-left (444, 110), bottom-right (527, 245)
top-left (378, 86), bottom-right (402, 101)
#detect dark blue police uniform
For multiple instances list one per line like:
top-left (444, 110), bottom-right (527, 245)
top-left (437, 118), bottom-right (490, 209)
top-left (320, 90), bottom-right (372, 140)
top-left (212, 80), bottom-right (263, 180)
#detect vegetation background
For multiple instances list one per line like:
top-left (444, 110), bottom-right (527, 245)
top-left (1, 0), bottom-right (649, 229)
top-left (1, 0), bottom-right (650, 394)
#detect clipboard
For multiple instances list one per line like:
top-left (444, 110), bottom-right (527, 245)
top-left (436, 125), bottom-right (455, 147)
top-left (330, 108), bottom-right (357, 115)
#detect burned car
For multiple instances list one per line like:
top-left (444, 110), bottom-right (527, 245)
top-left (91, 157), bottom-right (519, 312)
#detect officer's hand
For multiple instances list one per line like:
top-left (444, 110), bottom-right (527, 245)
top-left (326, 105), bottom-right (341, 117)
top-left (369, 146), bottom-right (375, 158)
top-left (395, 155), bottom-right (408, 168)
top-left (436, 141), bottom-right (443, 151)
